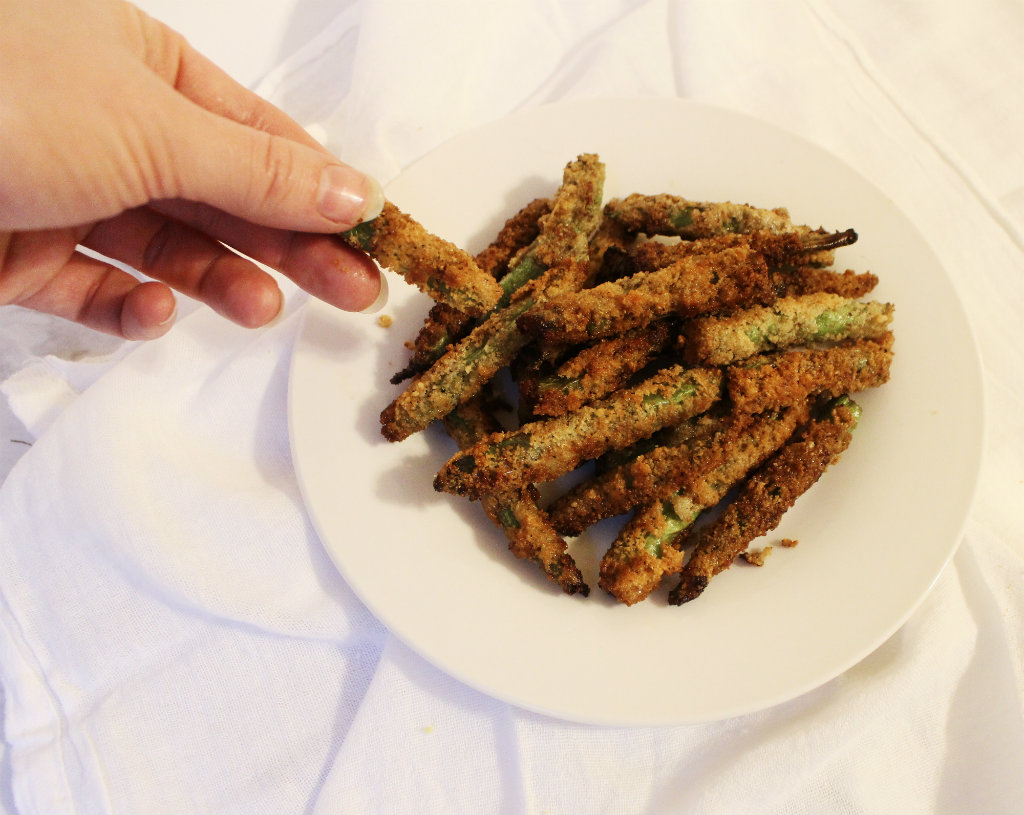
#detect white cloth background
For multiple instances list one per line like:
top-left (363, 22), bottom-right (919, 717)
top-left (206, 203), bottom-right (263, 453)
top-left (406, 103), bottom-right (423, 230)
top-left (2, 1), bottom-right (1023, 812)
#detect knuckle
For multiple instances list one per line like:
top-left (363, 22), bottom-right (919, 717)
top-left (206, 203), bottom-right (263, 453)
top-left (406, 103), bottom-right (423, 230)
top-left (250, 133), bottom-right (298, 212)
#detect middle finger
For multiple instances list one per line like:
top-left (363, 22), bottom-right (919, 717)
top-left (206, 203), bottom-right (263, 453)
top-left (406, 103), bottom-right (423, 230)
top-left (153, 199), bottom-right (384, 313)
top-left (83, 206), bottom-right (283, 328)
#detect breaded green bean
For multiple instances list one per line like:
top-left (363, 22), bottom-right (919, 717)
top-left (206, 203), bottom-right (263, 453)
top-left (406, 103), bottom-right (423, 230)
top-left (381, 258), bottom-right (590, 442)
top-left (529, 320), bottom-right (675, 418)
top-left (390, 197), bottom-right (553, 384)
top-left (444, 397), bottom-right (589, 597)
top-left (340, 201), bottom-right (502, 317)
top-left (605, 193), bottom-right (798, 238)
top-left (547, 410), bottom-right (730, 537)
top-left (625, 228), bottom-right (856, 273)
top-left (390, 301), bottom-right (472, 385)
top-left (491, 154), bottom-right (607, 307)
top-left (682, 292), bottom-right (894, 366)
top-left (773, 265), bottom-right (879, 299)
top-left (517, 245), bottom-right (775, 345)
top-left (597, 404), bottom-right (809, 605)
top-left (379, 156), bottom-right (606, 441)
top-left (727, 334), bottom-right (894, 413)
top-left (475, 197), bottom-right (554, 280)
top-left (669, 397), bottom-right (861, 605)
top-left (433, 365), bottom-right (723, 499)
top-left (517, 229), bottom-right (858, 345)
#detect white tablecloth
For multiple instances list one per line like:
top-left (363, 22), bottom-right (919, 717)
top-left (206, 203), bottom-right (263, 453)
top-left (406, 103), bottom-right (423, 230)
top-left (2, 2), bottom-right (1023, 812)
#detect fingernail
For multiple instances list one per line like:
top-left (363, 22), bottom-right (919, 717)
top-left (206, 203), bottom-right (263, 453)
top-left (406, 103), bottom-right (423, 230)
top-left (317, 165), bottom-right (386, 227)
top-left (359, 271), bottom-right (389, 314)
top-left (127, 292), bottom-right (177, 340)
top-left (158, 298), bottom-right (178, 327)
top-left (263, 285), bottom-right (286, 327)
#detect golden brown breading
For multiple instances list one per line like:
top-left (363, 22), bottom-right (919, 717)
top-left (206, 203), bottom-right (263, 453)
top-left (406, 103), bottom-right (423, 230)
top-left (625, 229), bottom-right (852, 272)
top-left (529, 320), bottom-right (675, 417)
top-left (444, 397), bottom-right (589, 596)
top-left (433, 365), bottom-right (723, 499)
top-left (596, 403), bottom-right (810, 605)
top-left (726, 334), bottom-right (894, 413)
top-left (390, 197), bottom-right (554, 384)
top-left (670, 398), bottom-right (860, 605)
top-left (775, 266), bottom-right (879, 299)
top-left (380, 258), bottom-right (592, 442)
top-left (682, 292), bottom-right (894, 366)
top-left (547, 411), bottom-right (732, 537)
top-left (474, 197), bottom-right (553, 278)
top-left (340, 201), bottom-right (502, 316)
top-left (518, 245), bottom-right (776, 344)
top-left (604, 193), bottom-right (797, 238)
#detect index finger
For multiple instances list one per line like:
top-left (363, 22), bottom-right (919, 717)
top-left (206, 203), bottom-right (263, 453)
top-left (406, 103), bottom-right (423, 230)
top-left (125, 3), bottom-right (325, 151)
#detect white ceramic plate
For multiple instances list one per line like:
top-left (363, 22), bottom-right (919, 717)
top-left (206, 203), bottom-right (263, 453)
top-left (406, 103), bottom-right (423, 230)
top-left (288, 99), bottom-right (984, 725)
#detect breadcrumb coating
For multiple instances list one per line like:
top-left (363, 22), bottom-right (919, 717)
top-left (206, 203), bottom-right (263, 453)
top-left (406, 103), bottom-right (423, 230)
top-left (433, 366), bottom-right (723, 498)
top-left (683, 292), bottom-right (894, 366)
top-left (670, 399), bottom-right (860, 605)
top-left (727, 334), bottom-right (894, 413)
top-left (341, 201), bottom-right (502, 316)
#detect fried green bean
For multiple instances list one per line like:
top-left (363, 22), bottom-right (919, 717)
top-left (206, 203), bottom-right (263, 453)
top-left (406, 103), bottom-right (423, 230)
top-left (529, 320), bottom-right (675, 418)
top-left (444, 397), bottom-right (589, 597)
top-left (517, 245), bottom-right (775, 344)
top-left (380, 155), bottom-right (606, 441)
top-left (518, 230), bottom-right (858, 345)
top-left (597, 404), bottom-right (809, 605)
top-left (669, 397), bottom-right (861, 605)
top-left (547, 410), bottom-right (729, 537)
top-left (390, 197), bottom-right (553, 384)
top-left (727, 334), bottom-right (893, 413)
top-left (381, 258), bottom-right (590, 442)
top-left (605, 193), bottom-right (799, 238)
top-left (625, 229), bottom-right (855, 273)
top-left (682, 292), bottom-right (894, 366)
top-left (433, 365), bottom-right (723, 499)
top-left (475, 197), bottom-right (554, 280)
top-left (340, 201), bottom-right (502, 317)
top-left (773, 265), bottom-right (879, 299)
top-left (491, 154), bottom-right (607, 307)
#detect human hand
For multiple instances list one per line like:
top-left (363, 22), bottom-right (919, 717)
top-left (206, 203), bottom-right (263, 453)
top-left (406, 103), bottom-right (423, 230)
top-left (0, 0), bottom-right (386, 340)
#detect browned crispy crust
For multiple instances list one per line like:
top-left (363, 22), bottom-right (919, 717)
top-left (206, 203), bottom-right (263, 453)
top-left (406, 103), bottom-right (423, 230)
top-left (475, 197), bottom-right (553, 278)
top-left (390, 197), bottom-right (554, 385)
top-left (390, 302), bottom-right (472, 385)
top-left (548, 411), bottom-right (732, 537)
top-left (598, 540), bottom-right (686, 607)
top-left (774, 266), bottom-right (879, 299)
top-left (670, 400), bottom-right (859, 605)
top-left (681, 293), bottom-right (894, 367)
top-left (481, 486), bottom-right (589, 596)
top-left (595, 403), bottom-right (810, 605)
top-left (444, 397), bottom-right (588, 596)
top-left (529, 320), bottom-right (675, 417)
top-left (604, 194), bottom-right (796, 238)
top-left (625, 230), bottom-right (848, 272)
top-left (342, 201), bottom-right (503, 316)
top-left (433, 366), bottom-right (723, 498)
top-left (517, 245), bottom-right (776, 344)
top-left (727, 334), bottom-right (894, 413)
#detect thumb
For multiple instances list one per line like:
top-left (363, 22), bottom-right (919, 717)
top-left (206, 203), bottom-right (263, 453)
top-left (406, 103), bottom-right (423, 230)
top-left (152, 92), bottom-right (384, 233)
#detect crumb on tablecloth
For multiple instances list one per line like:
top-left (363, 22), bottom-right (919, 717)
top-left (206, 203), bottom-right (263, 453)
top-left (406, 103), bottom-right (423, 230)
top-left (740, 546), bottom-right (773, 566)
